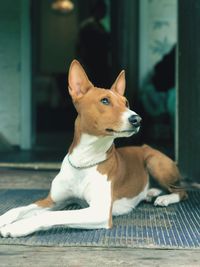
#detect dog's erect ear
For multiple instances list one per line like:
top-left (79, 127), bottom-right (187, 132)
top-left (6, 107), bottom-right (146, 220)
top-left (68, 60), bottom-right (93, 100)
top-left (111, 70), bottom-right (126, 96)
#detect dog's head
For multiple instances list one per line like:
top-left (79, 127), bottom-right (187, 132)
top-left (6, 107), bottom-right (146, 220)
top-left (68, 60), bottom-right (141, 138)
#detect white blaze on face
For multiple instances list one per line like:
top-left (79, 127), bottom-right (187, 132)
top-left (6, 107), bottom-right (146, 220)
top-left (118, 108), bottom-right (140, 136)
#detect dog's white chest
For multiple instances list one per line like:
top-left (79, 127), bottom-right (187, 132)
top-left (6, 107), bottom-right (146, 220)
top-left (51, 155), bottom-right (112, 207)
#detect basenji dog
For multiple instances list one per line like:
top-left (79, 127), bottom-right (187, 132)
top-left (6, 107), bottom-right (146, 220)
top-left (0, 60), bottom-right (187, 237)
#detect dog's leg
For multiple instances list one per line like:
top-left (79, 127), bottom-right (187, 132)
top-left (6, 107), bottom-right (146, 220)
top-left (143, 145), bottom-right (188, 206)
top-left (154, 193), bottom-right (181, 206)
top-left (146, 188), bottom-right (163, 202)
top-left (146, 188), bottom-right (181, 206)
top-left (0, 195), bottom-right (54, 229)
top-left (0, 165), bottom-right (73, 229)
top-left (0, 163), bottom-right (113, 237)
top-left (0, 202), bottom-right (112, 237)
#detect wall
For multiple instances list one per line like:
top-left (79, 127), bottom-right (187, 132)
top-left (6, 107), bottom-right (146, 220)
top-left (177, 0), bottom-right (200, 181)
top-left (139, 0), bottom-right (177, 87)
top-left (0, 0), bottom-right (21, 146)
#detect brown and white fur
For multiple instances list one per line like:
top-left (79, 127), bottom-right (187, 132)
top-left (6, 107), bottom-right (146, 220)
top-left (0, 60), bottom-right (187, 237)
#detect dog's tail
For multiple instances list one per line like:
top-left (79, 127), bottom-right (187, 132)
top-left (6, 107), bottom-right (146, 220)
top-left (142, 144), bottom-right (188, 200)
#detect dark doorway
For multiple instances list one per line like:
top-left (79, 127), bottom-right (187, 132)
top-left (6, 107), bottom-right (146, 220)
top-left (31, 0), bottom-right (113, 156)
top-left (32, 0), bottom-right (79, 153)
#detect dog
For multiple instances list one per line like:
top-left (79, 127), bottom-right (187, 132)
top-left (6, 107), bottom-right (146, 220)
top-left (0, 60), bottom-right (187, 237)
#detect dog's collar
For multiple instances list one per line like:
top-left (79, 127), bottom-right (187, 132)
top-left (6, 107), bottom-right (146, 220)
top-left (67, 155), bottom-right (109, 169)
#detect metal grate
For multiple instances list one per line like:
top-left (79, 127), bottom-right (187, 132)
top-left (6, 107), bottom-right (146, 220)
top-left (0, 189), bottom-right (199, 249)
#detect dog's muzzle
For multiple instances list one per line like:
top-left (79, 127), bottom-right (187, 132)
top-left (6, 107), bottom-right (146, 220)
top-left (128, 115), bottom-right (142, 128)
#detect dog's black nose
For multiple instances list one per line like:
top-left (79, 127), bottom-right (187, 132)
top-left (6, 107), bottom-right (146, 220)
top-left (128, 115), bottom-right (142, 127)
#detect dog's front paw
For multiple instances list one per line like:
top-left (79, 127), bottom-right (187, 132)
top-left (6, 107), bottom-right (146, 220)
top-left (0, 208), bottom-right (23, 228)
top-left (0, 224), bottom-right (13, 237)
top-left (0, 214), bottom-right (13, 229)
top-left (0, 218), bottom-right (8, 229)
top-left (0, 223), bottom-right (30, 238)
top-left (0, 219), bottom-right (40, 238)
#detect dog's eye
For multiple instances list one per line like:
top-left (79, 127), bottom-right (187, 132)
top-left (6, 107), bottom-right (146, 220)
top-left (125, 100), bottom-right (129, 108)
top-left (100, 98), bottom-right (110, 105)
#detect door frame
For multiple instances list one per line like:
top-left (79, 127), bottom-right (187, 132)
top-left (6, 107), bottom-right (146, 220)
top-left (20, 0), bottom-right (32, 149)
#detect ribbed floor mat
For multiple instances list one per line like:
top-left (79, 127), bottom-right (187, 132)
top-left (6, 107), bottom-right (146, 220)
top-left (0, 189), bottom-right (199, 249)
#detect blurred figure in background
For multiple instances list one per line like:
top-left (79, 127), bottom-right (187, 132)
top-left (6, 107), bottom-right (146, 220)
top-left (152, 45), bottom-right (176, 127)
top-left (76, 0), bottom-right (111, 88)
top-left (140, 46), bottom-right (176, 145)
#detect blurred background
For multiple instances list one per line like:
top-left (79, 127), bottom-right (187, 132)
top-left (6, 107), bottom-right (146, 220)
top-left (0, 0), bottom-right (199, 182)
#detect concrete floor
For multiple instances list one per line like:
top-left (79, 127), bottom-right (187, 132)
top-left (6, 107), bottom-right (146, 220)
top-left (0, 169), bottom-right (199, 267)
top-left (0, 245), bottom-right (200, 267)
